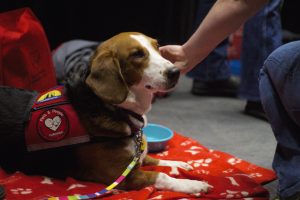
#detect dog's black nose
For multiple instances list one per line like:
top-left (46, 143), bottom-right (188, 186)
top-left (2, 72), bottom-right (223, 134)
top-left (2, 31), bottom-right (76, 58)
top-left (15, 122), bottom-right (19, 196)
top-left (165, 67), bottom-right (180, 83)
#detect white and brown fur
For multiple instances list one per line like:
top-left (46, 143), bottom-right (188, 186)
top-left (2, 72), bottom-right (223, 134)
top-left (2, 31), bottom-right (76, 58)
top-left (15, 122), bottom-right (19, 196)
top-left (0, 32), bottom-right (212, 194)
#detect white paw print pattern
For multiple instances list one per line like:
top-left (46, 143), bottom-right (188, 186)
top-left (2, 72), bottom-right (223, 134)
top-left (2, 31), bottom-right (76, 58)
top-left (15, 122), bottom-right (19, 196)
top-left (180, 140), bottom-right (192, 146)
top-left (212, 153), bottom-right (221, 158)
top-left (190, 146), bottom-right (203, 150)
top-left (223, 168), bottom-right (234, 174)
top-left (195, 169), bottom-right (210, 175)
top-left (220, 190), bottom-right (249, 198)
top-left (226, 176), bottom-right (240, 186)
top-left (10, 188), bottom-right (32, 195)
top-left (248, 172), bottom-right (263, 178)
top-left (184, 146), bottom-right (208, 155)
top-left (227, 157), bottom-right (242, 165)
top-left (188, 158), bottom-right (213, 168)
top-left (156, 151), bottom-right (169, 157)
top-left (148, 194), bottom-right (163, 199)
top-left (144, 186), bottom-right (155, 193)
top-left (209, 149), bottom-right (223, 158)
top-left (184, 150), bottom-right (201, 155)
top-left (67, 184), bottom-right (86, 190)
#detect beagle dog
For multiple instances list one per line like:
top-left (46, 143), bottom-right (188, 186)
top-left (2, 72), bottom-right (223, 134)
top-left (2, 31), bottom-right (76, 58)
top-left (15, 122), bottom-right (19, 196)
top-left (0, 32), bottom-right (212, 195)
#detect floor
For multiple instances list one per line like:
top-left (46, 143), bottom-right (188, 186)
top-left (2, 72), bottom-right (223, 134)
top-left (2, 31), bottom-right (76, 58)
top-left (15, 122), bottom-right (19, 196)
top-left (147, 76), bottom-right (278, 199)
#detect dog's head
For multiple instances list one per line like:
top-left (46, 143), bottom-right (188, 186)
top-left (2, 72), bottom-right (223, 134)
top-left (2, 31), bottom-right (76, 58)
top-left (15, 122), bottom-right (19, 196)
top-left (86, 32), bottom-right (180, 114)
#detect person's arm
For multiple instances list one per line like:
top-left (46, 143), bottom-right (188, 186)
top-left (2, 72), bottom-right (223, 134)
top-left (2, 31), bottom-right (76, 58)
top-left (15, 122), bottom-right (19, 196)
top-left (160, 0), bottom-right (269, 74)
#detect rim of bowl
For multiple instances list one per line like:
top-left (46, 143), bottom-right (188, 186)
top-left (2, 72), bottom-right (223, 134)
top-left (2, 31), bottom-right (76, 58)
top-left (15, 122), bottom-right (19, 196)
top-left (143, 123), bottom-right (174, 142)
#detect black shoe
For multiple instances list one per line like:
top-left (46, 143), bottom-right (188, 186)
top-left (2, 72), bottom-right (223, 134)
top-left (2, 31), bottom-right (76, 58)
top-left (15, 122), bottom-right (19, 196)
top-left (244, 101), bottom-right (268, 121)
top-left (191, 77), bottom-right (239, 97)
top-left (0, 185), bottom-right (5, 200)
top-left (273, 192), bottom-right (300, 200)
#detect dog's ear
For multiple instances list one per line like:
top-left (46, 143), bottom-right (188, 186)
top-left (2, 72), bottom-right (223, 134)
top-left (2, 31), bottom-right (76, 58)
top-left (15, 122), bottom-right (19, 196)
top-left (86, 51), bottom-right (129, 104)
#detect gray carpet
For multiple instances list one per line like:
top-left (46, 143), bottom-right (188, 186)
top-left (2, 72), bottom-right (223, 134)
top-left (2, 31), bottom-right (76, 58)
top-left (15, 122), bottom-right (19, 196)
top-left (147, 76), bottom-right (278, 199)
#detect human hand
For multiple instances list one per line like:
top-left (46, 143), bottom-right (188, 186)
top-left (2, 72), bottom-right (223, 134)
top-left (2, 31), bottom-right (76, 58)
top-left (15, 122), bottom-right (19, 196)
top-left (159, 45), bottom-right (193, 74)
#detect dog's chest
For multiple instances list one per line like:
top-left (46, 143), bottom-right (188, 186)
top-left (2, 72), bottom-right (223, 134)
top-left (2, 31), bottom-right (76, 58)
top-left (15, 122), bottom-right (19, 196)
top-left (125, 134), bottom-right (148, 165)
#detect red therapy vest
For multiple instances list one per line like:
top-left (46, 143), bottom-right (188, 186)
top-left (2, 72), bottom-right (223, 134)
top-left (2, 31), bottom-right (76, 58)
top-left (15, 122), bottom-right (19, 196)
top-left (25, 86), bottom-right (90, 151)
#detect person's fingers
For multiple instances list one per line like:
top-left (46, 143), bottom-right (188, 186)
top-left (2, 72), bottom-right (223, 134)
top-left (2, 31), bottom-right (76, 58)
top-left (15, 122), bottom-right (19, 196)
top-left (159, 45), bottom-right (172, 54)
top-left (159, 46), bottom-right (176, 63)
top-left (158, 46), bottom-right (166, 53)
top-left (159, 45), bottom-right (193, 74)
top-left (161, 45), bottom-right (187, 64)
top-left (173, 61), bottom-right (190, 75)
top-left (158, 46), bottom-right (168, 56)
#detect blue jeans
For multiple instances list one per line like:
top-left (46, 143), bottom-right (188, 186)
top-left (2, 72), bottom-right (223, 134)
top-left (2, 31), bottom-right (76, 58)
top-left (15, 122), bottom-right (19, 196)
top-left (187, 0), bottom-right (230, 81)
top-left (187, 0), bottom-right (282, 101)
top-left (259, 41), bottom-right (300, 198)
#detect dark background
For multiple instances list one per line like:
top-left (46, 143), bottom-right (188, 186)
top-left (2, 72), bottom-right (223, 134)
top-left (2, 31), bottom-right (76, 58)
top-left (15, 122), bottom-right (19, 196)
top-left (0, 0), bottom-right (198, 49)
top-left (0, 0), bottom-right (299, 50)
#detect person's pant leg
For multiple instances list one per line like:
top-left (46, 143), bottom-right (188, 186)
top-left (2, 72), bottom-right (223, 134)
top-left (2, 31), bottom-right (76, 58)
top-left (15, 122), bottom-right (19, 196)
top-left (259, 41), bottom-right (300, 198)
top-left (187, 0), bottom-right (230, 81)
top-left (240, 0), bottom-right (282, 101)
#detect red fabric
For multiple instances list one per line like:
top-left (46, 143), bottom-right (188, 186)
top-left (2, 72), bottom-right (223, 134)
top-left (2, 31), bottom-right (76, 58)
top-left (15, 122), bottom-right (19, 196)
top-left (25, 86), bottom-right (90, 151)
top-left (0, 8), bottom-right (57, 92)
top-left (0, 132), bottom-right (276, 200)
top-left (227, 26), bottom-right (243, 60)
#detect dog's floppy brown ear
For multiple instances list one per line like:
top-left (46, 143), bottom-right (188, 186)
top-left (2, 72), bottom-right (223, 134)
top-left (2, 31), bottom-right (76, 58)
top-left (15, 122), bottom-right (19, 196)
top-left (86, 51), bottom-right (129, 104)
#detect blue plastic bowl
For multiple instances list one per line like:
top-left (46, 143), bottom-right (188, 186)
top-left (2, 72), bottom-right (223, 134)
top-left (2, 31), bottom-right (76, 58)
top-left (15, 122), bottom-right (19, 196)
top-left (142, 123), bottom-right (174, 152)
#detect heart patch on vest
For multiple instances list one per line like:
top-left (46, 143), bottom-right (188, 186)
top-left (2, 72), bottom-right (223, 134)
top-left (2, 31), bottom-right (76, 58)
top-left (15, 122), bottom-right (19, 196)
top-left (37, 108), bottom-right (69, 141)
top-left (45, 116), bottom-right (62, 131)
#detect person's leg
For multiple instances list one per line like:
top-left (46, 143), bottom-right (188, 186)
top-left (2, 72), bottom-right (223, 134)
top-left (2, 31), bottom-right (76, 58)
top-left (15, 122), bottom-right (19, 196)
top-left (186, 0), bottom-right (238, 97)
top-left (240, 0), bottom-right (282, 119)
top-left (259, 41), bottom-right (300, 199)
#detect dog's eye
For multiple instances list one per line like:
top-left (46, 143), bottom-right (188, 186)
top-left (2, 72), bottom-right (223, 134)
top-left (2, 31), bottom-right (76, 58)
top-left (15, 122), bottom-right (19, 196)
top-left (130, 50), bottom-right (145, 58)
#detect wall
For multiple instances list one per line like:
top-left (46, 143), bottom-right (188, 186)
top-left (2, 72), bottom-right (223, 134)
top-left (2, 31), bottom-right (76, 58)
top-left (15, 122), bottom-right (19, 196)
top-left (0, 0), bottom-right (198, 49)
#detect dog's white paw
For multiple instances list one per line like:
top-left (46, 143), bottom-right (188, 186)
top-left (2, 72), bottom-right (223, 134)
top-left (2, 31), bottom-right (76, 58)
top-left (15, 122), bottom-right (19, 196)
top-left (158, 160), bottom-right (193, 171)
top-left (155, 173), bottom-right (213, 194)
top-left (165, 178), bottom-right (213, 194)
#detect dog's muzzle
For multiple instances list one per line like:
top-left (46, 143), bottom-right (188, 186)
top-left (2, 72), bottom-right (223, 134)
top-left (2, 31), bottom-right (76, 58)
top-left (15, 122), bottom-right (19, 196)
top-left (165, 67), bottom-right (180, 89)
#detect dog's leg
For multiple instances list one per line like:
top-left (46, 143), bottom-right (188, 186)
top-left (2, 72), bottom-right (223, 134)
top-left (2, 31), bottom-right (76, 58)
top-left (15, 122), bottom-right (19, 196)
top-left (158, 160), bottom-right (193, 175)
top-left (120, 169), bottom-right (212, 194)
top-left (142, 155), bottom-right (159, 166)
top-left (143, 156), bottom-right (192, 169)
top-left (143, 156), bottom-right (193, 175)
top-left (118, 169), bottom-right (159, 190)
top-left (155, 172), bottom-right (212, 194)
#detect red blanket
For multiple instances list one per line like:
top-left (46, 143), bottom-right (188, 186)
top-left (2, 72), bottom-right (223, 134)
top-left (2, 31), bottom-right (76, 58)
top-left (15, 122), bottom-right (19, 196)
top-left (0, 132), bottom-right (276, 200)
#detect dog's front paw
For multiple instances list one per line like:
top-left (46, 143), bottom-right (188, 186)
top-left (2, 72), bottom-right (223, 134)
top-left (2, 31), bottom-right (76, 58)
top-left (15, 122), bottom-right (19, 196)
top-left (158, 160), bottom-right (193, 175)
top-left (155, 173), bottom-right (213, 194)
top-left (174, 179), bottom-right (213, 194)
top-left (186, 179), bottom-right (213, 194)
